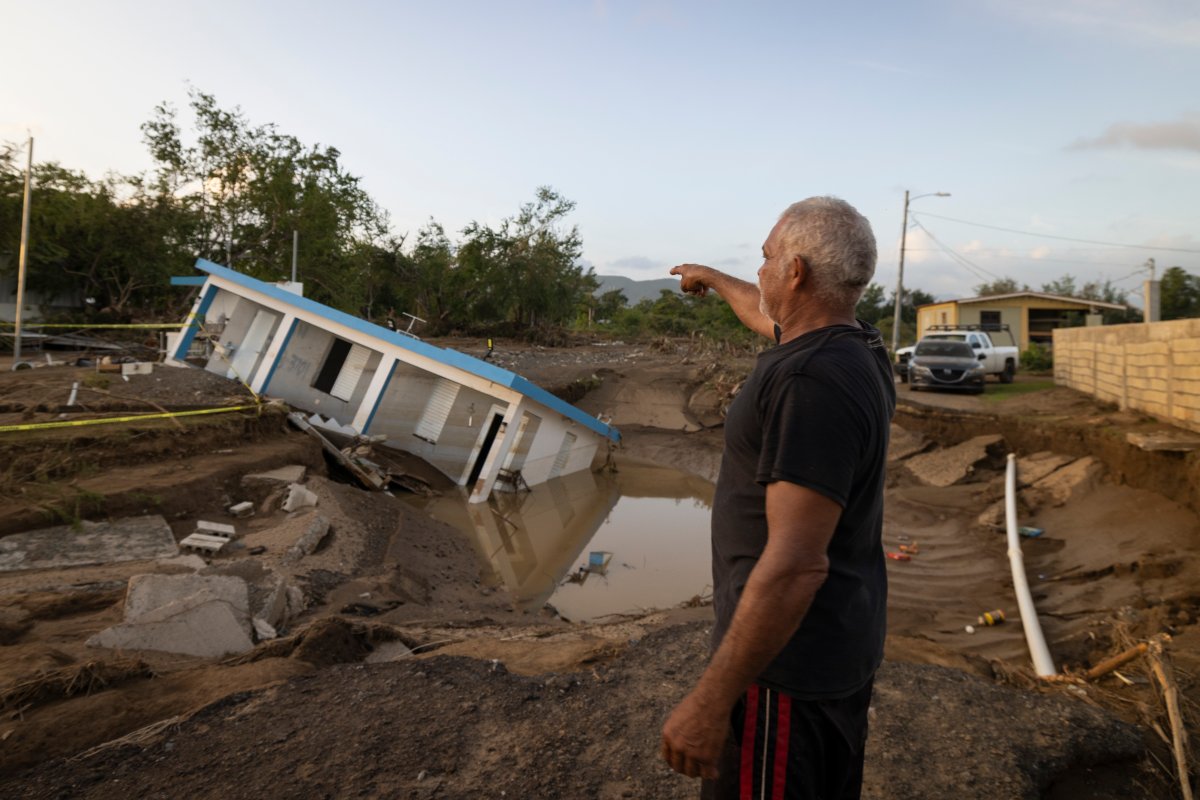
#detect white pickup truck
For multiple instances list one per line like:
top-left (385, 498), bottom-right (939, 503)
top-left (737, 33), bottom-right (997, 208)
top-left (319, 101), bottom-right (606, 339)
top-left (895, 325), bottom-right (1019, 384)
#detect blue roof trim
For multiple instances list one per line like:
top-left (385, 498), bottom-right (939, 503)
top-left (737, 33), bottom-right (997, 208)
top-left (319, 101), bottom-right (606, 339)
top-left (192, 259), bottom-right (620, 442)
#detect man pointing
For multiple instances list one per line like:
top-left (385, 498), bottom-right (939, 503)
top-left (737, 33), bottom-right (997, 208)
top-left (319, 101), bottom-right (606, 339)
top-left (661, 197), bottom-right (895, 800)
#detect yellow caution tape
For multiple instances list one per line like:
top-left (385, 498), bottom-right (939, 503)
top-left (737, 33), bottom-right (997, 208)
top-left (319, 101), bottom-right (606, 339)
top-left (0, 323), bottom-right (186, 329)
top-left (0, 404), bottom-right (263, 433)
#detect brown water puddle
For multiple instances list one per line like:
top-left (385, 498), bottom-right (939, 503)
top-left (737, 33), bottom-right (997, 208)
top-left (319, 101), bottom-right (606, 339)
top-left (404, 459), bottom-right (713, 620)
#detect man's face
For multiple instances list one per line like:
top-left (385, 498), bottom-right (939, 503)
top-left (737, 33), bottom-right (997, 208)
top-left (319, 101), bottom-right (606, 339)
top-left (757, 220), bottom-right (789, 322)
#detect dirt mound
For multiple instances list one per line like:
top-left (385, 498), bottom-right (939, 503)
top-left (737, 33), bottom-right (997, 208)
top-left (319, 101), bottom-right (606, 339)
top-left (2, 623), bottom-right (1148, 800)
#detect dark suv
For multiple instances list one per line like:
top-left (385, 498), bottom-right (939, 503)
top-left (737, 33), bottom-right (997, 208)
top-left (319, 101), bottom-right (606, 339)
top-left (908, 339), bottom-right (986, 393)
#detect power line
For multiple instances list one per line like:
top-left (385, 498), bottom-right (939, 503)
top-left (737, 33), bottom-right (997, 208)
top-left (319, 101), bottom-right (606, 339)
top-left (909, 219), bottom-right (1001, 283)
top-left (904, 250), bottom-right (1144, 268)
top-left (911, 211), bottom-right (1200, 254)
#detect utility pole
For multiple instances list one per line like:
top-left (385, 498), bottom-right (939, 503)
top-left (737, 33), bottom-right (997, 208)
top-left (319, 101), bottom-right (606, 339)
top-left (291, 230), bottom-right (299, 283)
top-left (890, 190), bottom-right (951, 356)
top-left (12, 136), bottom-right (33, 368)
top-left (891, 190), bottom-right (910, 357)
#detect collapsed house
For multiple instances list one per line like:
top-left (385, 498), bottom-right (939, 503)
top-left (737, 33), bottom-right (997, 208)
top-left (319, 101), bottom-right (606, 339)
top-left (169, 259), bottom-right (619, 502)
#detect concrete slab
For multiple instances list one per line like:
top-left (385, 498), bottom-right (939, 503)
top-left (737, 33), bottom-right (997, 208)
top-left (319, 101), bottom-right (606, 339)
top-left (87, 599), bottom-right (254, 658)
top-left (0, 516), bottom-right (178, 573)
top-left (124, 573), bottom-right (251, 625)
top-left (905, 434), bottom-right (1005, 488)
top-left (243, 465), bottom-right (308, 485)
top-left (1015, 452), bottom-right (1076, 486)
top-left (1127, 430), bottom-right (1200, 452)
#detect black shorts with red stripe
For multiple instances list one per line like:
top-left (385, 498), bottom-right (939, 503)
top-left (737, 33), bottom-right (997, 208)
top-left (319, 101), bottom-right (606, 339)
top-left (701, 678), bottom-right (874, 800)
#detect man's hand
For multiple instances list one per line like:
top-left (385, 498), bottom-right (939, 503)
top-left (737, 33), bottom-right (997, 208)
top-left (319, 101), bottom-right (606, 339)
top-left (670, 263), bottom-right (713, 297)
top-left (660, 690), bottom-right (727, 780)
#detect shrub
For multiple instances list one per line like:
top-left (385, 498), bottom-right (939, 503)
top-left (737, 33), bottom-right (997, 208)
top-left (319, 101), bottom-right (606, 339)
top-left (1020, 342), bottom-right (1053, 372)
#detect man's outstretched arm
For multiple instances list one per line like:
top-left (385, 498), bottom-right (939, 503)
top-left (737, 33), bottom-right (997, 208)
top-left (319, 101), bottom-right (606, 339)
top-left (660, 481), bottom-right (841, 779)
top-left (670, 264), bottom-right (775, 339)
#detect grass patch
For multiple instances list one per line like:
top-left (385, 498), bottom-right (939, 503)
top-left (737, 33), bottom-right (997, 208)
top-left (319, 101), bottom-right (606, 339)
top-left (981, 380), bottom-right (1056, 404)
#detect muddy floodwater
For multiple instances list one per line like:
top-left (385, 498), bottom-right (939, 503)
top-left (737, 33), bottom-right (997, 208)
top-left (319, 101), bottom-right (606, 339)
top-left (405, 458), bottom-right (714, 620)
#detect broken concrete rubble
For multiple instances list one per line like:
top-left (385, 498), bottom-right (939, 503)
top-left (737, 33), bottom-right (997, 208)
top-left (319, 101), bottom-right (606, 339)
top-left (282, 483), bottom-right (319, 513)
top-left (88, 600), bottom-right (254, 659)
top-left (905, 434), bottom-right (1005, 487)
top-left (243, 464), bottom-right (308, 486)
top-left (282, 515), bottom-right (331, 565)
top-left (0, 516), bottom-right (178, 572)
top-left (88, 573), bottom-right (256, 658)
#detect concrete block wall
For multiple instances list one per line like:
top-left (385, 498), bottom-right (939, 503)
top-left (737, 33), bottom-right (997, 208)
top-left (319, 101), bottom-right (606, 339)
top-left (1054, 319), bottom-right (1200, 432)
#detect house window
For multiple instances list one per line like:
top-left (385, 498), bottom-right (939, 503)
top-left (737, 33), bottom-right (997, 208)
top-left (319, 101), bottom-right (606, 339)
top-left (940, 312), bottom-right (947, 325)
top-left (312, 337), bottom-right (371, 402)
top-left (414, 378), bottom-right (460, 444)
top-left (980, 311), bottom-right (1001, 330)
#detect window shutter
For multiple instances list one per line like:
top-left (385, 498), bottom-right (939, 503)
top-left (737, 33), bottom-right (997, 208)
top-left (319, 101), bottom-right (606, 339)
top-left (330, 343), bottom-right (371, 401)
top-left (414, 379), bottom-right (460, 444)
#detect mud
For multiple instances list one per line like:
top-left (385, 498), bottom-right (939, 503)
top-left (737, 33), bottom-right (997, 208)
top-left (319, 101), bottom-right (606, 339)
top-left (0, 340), bottom-right (1196, 799)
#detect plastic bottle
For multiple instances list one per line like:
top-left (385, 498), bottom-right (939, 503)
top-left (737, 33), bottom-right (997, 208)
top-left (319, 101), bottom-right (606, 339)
top-left (977, 609), bottom-right (1006, 626)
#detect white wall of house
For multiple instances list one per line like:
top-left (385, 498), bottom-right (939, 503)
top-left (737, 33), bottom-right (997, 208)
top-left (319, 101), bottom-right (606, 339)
top-left (261, 319), bottom-right (384, 425)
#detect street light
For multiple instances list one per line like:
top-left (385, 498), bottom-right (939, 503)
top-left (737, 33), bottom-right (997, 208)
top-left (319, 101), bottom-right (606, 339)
top-left (890, 190), bottom-right (951, 356)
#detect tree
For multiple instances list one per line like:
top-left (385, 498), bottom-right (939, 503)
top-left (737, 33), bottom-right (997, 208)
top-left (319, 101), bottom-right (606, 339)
top-left (141, 89), bottom-right (390, 310)
top-left (453, 187), bottom-right (596, 333)
top-left (1160, 266), bottom-right (1200, 320)
top-left (0, 152), bottom-right (190, 316)
top-left (854, 283), bottom-right (887, 324)
top-left (1078, 277), bottom-right (1136, 324)
top-left (973, 277), bottom-right (1026, 296)
top-left (1041, 275), bottom-right (1077, 297)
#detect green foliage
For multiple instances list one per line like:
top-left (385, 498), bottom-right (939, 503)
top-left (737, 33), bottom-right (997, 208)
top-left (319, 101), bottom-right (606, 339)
top-left (1160, 266), bottom-right (1200, 320)
top-left (1020, 342), bottom-right (1053, 372)
top-left (602, 289), bottom-right (758, 345)
top-left (141, 89), bottom-right (391, 310)
top-left (854, 283), bottom-right (888, 323)
top-left (974, 277), bottom-right (1027, 296)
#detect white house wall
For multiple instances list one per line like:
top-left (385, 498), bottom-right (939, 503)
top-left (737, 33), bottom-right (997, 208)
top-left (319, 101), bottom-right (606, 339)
top-left (203, 295), bottom-right (283, 385)
top-left (263, 319), bottom-right (383, 426)
top-left (515, 413), bottom-right (603, 486)
top-left (370, 360), bottom-right (516, 483)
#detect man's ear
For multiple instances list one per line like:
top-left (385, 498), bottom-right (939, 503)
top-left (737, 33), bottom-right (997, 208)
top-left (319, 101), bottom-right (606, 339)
top-left (789, 255), bottom-right (807, 289)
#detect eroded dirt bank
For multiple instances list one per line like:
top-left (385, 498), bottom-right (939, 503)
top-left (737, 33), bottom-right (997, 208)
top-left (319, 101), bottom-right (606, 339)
top-left (0, 340), bottom-right (1196, 799)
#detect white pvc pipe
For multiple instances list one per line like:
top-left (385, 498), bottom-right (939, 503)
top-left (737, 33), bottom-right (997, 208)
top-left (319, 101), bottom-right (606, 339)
top-left (1005, 453), bottom-right (1057, 677)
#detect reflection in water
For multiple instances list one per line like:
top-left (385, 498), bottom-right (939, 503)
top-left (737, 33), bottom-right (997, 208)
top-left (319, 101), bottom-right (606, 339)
top-left (405, 460), bottom-right (713, 621)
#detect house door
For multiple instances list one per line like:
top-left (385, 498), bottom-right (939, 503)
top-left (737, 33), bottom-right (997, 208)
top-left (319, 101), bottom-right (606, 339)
top-left (467, 412), bottom-right (505, 488)
top-left (228, 310), bottom-right (277, 382)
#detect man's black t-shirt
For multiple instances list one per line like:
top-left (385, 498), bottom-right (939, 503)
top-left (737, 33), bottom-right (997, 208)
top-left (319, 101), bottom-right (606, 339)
top-left (710, 321), bottom-right (896, 699)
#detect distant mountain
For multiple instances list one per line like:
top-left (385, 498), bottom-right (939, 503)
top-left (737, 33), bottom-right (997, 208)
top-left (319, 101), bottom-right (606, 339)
top-left (593, 275), bottom-right (682, 305)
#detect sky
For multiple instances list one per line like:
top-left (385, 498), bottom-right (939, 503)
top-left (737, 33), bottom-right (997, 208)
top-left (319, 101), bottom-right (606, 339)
top-left (3, 0), bottom-right (1199, 308)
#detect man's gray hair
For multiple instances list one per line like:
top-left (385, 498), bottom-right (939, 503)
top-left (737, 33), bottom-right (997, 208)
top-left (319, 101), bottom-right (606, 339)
top-left (775, 197), bottom-right (877, 309)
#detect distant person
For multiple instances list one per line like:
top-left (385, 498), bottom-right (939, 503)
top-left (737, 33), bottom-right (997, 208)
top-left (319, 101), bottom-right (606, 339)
top-left (661, 197), bottom-right (895, 800)
top-left (385, 309), bottom-right (398, 332)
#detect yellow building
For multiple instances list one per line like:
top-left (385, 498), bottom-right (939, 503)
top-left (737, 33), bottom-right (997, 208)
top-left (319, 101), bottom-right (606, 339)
top-left (915, 292), bottom-right (1126, 351)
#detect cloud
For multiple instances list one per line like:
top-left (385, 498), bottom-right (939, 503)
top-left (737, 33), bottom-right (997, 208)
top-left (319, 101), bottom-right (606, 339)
top-left (1030, 246), bottom-right (1052, 260)
top-left (1069, 115), bottom-right (1200, 152)
top-left (986, 0), bottom-right (1200, 48)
